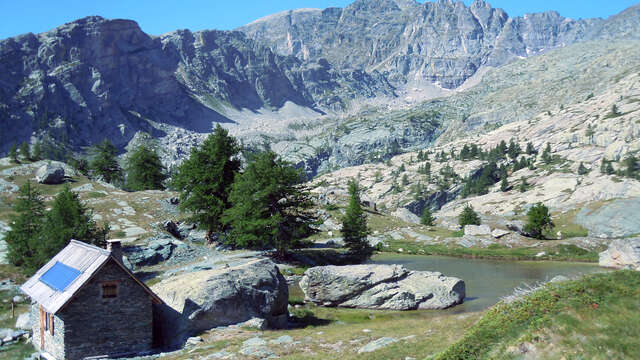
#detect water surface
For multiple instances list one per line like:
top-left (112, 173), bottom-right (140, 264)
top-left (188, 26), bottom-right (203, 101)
top-left (370, 254), bottom-right (606, 313)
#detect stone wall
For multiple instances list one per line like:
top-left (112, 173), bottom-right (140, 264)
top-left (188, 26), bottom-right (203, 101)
top-left (60, 259), bottom-right (154, 359)
top-left (31, 303), bottom-right (66, 359)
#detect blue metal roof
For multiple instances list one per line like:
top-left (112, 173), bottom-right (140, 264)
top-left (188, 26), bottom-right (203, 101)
top-left (39, 261), bottom-right (82, 292)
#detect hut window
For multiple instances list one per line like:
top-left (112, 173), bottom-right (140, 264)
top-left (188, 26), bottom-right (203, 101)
top-left (41, 309), bottom-right (54, 335)
top-left (101, 282), bottom-right (118, 298)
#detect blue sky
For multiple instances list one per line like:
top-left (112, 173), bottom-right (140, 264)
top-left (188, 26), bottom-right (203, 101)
top-left (1, 0), bottom-right (638, 40)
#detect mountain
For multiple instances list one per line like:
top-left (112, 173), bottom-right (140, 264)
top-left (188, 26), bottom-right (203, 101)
top-left (0, 16), bottom-right (393, 154)
top-left (240, 0), bottom-right (639, 89)
top-left (0, 1), bottom-right (639, 173)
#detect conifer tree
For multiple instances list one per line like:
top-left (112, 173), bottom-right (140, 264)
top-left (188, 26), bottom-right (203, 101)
top-left (600, 159), bottom-right (608, 174)
top-left (5, 182), bottom-right (45, 273)
top-left (541, 143), bottom-right (553, 164)
top-left (500, 176), bottom-right (510, 192)
top-left (458, 204), bottom-right (481, 227)
top-left (19, 142), bottom-right (31, 161)
top-left (173, 125), bottom-right (241, 238)
top-left (421, 207), bottom-right (435, 226)
top-left (507, 139), bottom-right (521, 160)
top-left (126, 144), bottom-right (166, 191)
top-left (38, 185), bottom-right (109, 267)
top-left (341, 180), bottom-right (372, 260)
top-left (89, 139), bottom-right (123, 184)
top-left (605, 161), bottom-right (615, 175)
top-left (578, 162), bottom-right (590, 175)
top-left (524, 202), bottom-right (554, 239)
top-left (8, 143), bottom-right (18, 163)
top-left (526, 142), bottom-right (537, 155)
top-left (519, 176), bottom-right (529, 192)
top-left (32, 142), bottom-right (42, 161)
top-left (222, 151), bottom-right (316, 257)
top-left (623, 156), bottom-right (639, 179)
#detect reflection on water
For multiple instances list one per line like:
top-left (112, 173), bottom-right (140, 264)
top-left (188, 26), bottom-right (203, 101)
top-left (370, 254), bottom-right (607, 313)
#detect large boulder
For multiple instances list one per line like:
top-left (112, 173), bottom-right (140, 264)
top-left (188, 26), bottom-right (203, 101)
top-left (152, 259), bottom-right (288, 347)
top-left (300, 264), bottom-right (465, 310)
top-left (599, 238), bottom-right (640, 270)
top-left (35, 163), bottom-right (65, 184)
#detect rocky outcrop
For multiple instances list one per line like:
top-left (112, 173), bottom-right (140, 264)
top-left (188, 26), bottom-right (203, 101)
top-left (152, 259), bottom-right (288, 347)
top-left (35, 163), bottom-right (65, 184)
top-left (576, 198), bottom-right (640, 238)
top-left (599, 238), bottom-right (640, 270)
top-left (299, 264), bottom-right (465, 310)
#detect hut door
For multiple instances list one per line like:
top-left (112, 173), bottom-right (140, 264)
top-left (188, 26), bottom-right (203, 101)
top-left (39, 306), bottom-right (45, 350)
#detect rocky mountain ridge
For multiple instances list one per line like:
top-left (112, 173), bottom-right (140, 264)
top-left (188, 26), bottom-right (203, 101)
top-left (0, 16), bottom-right (393, 155)
top-left (240, 0), bottom-right (640, 89)
top-left (1, 1), bottom-right (639, 176)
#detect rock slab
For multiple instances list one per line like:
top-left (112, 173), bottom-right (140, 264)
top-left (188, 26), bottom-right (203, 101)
top-left (300, 264), bottom-right (465, 310)
top-left (599, 238), bottom-right (640, 270)
top-left (152, 259), bottom-right (288, 347)
top-left (464, 224), bottom-right (492, 236)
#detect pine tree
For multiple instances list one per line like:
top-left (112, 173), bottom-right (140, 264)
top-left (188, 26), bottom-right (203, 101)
top-left (173, 125), bottom-right (241, 238)
top-left (500, 176), bottom-right (510, 192)
top-left (401, 174), bottom-right (409, 186)
top-left (519, 176), bottom-right (529, 192)
top-left (605, 161), bottom-right (615, 175)
top-left (600, 159), bottom-right (608, 174)
top-left (341, 180), bottom-right (372, 260)
top-left (19, 142), bottom-right (31, 161)
top-left (38, 185), bottom-right (109, 267)
top-left (222, 151), bottom-right (317, 257)
top-left (577, 162), bottom-right (590, 175)
top-left (526, 142), bottom-right (537, 155)
top-left (458, 204), bottom-right (481, 227)
top-left (32, 142), bottom-right (42, 161)
top-left (89, 139), bottom-right (123, 184)
top-left (507, 139), bottom-right (521, 160)
top-left (8, 143), bottom-right (18, 163)
top-left (5, 182), bottom-right (45, 274)
top-left (585, 124), bottom-right (595, 144)
top-left (421, 207), bottom-right (435, 226)
top-left (623, 156), bottom-right (639, 179)
top-left (541, 143), bottom-right (553, 164)
top-left (523, 202), bottom-right (554, 239)
top-left (126, 144), bottom-right (166, 191)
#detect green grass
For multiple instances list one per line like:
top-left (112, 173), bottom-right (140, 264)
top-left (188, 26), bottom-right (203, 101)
top-left (382, 241), bottom-right (599, 262)
top-left (435, 270), bottom-right (640, 359)
top-left (541, 208), bottom-right (590, 239)
top-left (0, 339), bottom-right (35, 359)
top-left (87, 191), bottom-right (108, 198)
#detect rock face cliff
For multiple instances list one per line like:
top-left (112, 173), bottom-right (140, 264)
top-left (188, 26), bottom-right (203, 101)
top-left (240, 0), bottom-right (639, 89)
top-left (0, 16), bottom-right (393, 154)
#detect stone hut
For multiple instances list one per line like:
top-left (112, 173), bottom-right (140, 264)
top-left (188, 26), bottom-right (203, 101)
top-left (20, 240), bottom-right (162, 359)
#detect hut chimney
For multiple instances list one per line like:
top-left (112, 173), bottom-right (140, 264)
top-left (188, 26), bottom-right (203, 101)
top-left (107, 240), bottom-right (123, 263)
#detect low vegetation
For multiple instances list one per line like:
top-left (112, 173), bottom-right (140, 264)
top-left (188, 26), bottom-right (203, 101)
top-left (435, 270), bottom-right (640, 359)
